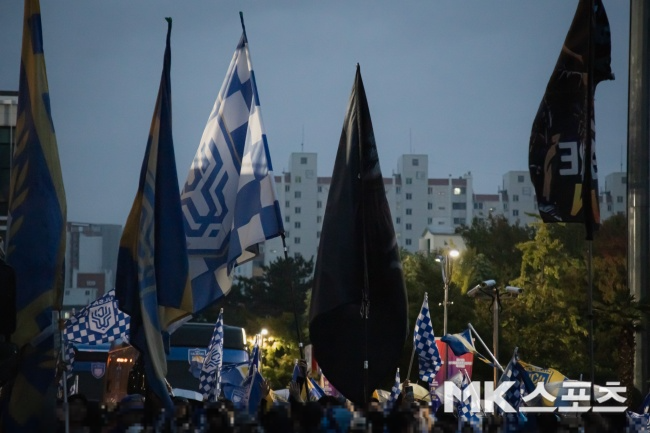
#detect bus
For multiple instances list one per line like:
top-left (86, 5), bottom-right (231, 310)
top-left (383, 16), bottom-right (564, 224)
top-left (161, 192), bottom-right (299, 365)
top-left (71, 322), bottom-right (249, 403)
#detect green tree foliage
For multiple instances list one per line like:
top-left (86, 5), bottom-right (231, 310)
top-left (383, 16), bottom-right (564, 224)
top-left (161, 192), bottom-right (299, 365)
top-left (200, 256), bottom-right (314, 388)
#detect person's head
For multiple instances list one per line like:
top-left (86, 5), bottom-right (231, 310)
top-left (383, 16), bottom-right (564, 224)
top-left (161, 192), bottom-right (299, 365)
top-left (68, 394), bottom-right (89, 425)
top-left (118, 394), bottom-right (146, 427)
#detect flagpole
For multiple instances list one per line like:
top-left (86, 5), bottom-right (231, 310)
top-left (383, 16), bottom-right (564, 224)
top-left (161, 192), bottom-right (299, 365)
top-left (59, 312), bottom-right (70, 433)
top-left (467, 323), bottom-right (504, 373)
top-left (585, 0), bottom-right (596, 406)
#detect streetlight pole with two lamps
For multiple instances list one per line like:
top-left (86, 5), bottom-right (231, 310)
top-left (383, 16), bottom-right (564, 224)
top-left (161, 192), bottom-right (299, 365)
top-left (467, 280), bottom-right (523, 385)
top-left (435, 248), bottom-right (459, 379)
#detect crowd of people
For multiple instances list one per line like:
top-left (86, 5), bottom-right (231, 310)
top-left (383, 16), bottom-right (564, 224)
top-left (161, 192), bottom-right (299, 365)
top-left (56, 377), bottom-right (636, 433)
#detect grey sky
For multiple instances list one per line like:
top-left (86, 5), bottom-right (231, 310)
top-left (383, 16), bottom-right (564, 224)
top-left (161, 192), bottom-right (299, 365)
top-left (0, 1), bottom-right (630, 226)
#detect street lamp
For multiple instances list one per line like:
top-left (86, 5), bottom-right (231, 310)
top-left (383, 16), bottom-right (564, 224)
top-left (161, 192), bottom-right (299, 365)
top-left (435, 249), bottom-right (459, 380)
top-left (467, 280), bottom-right (523, 385)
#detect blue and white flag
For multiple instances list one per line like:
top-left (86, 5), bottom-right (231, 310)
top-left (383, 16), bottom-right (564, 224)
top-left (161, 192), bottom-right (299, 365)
top-left (626, 411), bottom-right (650, 432)
top-left (181, 15), bottom-right (284, 313)
top-left (413, 293), bottom-right (441, 383)
top-left (457, 373), bottom-right (483, 433)
top-left (441, 328), bottom-right (475, 357)
top-left (387, 367), bottom-right (400, 408)
top-left (498, 349), bottom-right (534, 430)
top-left (639, 390), bottom-right (650, 415)
top-left (308, 378), bottom-right (326, 402)
top-left (63, 289), bottom-right (130, 368)
top-left (199, 309), bottom-right (224, 402)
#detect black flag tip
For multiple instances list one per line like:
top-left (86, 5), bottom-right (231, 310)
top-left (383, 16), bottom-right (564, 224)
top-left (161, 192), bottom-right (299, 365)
top-left (165, 17), bottom-right (172, 25)
top-left (239, 12), bottom-right (246, 33)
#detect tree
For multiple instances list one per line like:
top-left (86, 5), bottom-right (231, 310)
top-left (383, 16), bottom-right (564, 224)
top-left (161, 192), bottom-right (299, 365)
top-left (199, 256), bottom-right (314, 388)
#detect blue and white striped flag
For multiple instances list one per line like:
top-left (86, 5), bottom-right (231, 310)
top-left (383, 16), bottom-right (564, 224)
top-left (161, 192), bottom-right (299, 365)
top-left (413, 293), bottom-right (441, 383)
top-left (181, 15), bottom-right (284, 313)
top-left (199, 309), bottom-right (224, 402)
top-left (626, 411), bottom-right (650, 432)
top-left (388, 367), bottom-right (400, 408)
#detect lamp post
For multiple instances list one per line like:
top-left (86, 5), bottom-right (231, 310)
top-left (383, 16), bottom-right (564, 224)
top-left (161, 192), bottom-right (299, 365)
top-left (467, 281), bottom-right (523, 385)
top-left (435, 249), bottom-right (459, 379)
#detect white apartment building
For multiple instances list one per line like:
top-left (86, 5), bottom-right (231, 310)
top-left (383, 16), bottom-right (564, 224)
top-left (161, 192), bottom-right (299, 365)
top-left (259, 153), bottom-right (628, 269)
top-left (0, 91), bottom-right (18, 242)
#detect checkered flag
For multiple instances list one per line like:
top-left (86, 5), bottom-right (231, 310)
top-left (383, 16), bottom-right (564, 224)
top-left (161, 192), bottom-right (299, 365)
top-left (63, 289), bottom-right (130, 368)
top-left (387, 367), bottom-right (400, 408)
top-left (413, 293), bottom-right (441, 383)
top-left (200, 309), bottom-right (224, 402)
top-left (626, 411), bottom-right (650, 432)
top-left (498, 348), bottom-right (534, 413)
top-left (181, 15), bottom-right (284, 314)
top-left (457, 373), bottom-right (483, 433)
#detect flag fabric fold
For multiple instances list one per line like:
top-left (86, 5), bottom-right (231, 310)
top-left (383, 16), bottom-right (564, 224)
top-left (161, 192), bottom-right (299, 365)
top-left (528, 0), bottom-right (613, 238)
top-left (181, 21), bottom-right (283, 313)
top-left (498, 349), bottom-right (535, 430)
top-left (2, 0), bottom-right (67, 430)
top-left (115, 18), bottom-right (192, 415)
top-left (387, 367), bottom-right (400, 408)
top-left (199, 309), bottom-right (224, 402)
top-left (414, 294), bottom-right (442, 384)
top-left (441, 327), bottom-right (492, 365)
top-left (309, 64), bottom-right (408, 405)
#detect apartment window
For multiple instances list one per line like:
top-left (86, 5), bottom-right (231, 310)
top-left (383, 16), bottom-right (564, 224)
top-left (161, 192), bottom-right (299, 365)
top-left (608, 205), bottom-right (612, 211)
top-left (518, 175), bottom-right (525, 183)
top-left (300, 157), bottom-right (308, 164)
top-left (295, 191), bottom-right (301, 198)
top-left (513, 209), bottom-right (519, 217)
top-left (406, 209), bottom-right (412, 215)
top-left (285, 216), bottom-right (290, 223)
top-left (306, 169), bottom-right (315, 179)
top-left (452, 202), bottom-right (466, 210)
top-left (438, 221), bottom-right (445, 225)
top-left (285, 201), bottom-right (290, 208)
top-left (428, 187), bottom-right (433, 194)
top-left (522, 187), bottom-right (532, 196)
top-left (396, 217), bottom-right (401, 224)
top-left (427, 218), bottom-right (433, 224)
top-left (453, 187), bottom-right (465, 195)
top-left (317, 201), bottom-right (322, 208)
top-left (406, 193), bottom-right (412, 200)
top-left (406, 178), bottom-right (413, 185)
top-left (405, 239), bottom-right (412, 246)
top-left (453, 218), bottom-right (464, 225)
top-left (512, 195), bottom-right (519, 202)
top-left (438, 206), bottom-right (446, 210)
top-left (294, 222), bottom-right (301, 229)
top-left (416, 171), bottom-right (426, 180)
top-left (406, 223), bottom-right (412, 230)
top-left (318, 186), bottom-right (323, 193)
top-left (317, 216), bottom-right (322, 223)
top-left (412, 158), bottom-right (419, 166)
top-left (285, 185), bottom-right (290, 192)
top-left (317, 231), bottom-right (321, 238)
top-left (622, 176), bottom-right (627, 184)
top-left (295, 176), bottom-right (302, 183)
top-left (474, 202), bottom-right (484, 209)
top-left (427, 203), bottom-right (433, 210)
top-left (295, 207), bottom-right (301, 214)
top-left (396, 187), bottom-right (401, 194)
top-left (294, 237), bottom-right (301, 244)
top-left (617, 196), bottom-right (623, 203)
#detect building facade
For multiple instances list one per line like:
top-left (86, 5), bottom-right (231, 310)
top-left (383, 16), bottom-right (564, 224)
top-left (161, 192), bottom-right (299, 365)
top-left (0, 91), bottom-right (18, 243)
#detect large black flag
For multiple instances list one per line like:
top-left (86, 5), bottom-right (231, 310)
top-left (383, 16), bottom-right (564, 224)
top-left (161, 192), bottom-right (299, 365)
top-left (528, 0), bottom-right (612, 239)
top-left (309, 65), bottom-right (408, 405)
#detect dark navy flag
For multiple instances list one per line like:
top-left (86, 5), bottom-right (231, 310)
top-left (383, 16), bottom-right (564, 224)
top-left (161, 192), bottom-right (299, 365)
top-left (181, 16), bottom-right (283, 313)
top-left (414, 293), bottom-right (441, 383)
top-left (2, 1), bottom-right (67, 429)
top-left (441, 327), bottom-right (492, 365)
top-left (115, 19), bottom-right (193, 416)
top-left (528, 0), bottom-right (613, 239)
top-left (309, 65), bottom-right (408, 405)
top-left (199, 309), bottom-right (224, 401)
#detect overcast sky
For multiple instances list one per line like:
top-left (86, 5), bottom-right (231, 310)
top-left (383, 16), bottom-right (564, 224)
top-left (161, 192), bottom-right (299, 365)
top-left (0, 1), bottom-right (630, 226)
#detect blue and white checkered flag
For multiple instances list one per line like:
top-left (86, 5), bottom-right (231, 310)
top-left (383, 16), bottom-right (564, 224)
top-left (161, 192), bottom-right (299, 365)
top-left (181, 16), bottom-right (284, 314)
top-left (413, 293), bottom-right (441, 383)
top-left (388, 367), bottom-right (400, 408)
top-left (457, 373), bottom-right (483, 433)
top-left (626, 410), bottom-right (650, 432)
top-left (200, 309), bottom-right (224, 402)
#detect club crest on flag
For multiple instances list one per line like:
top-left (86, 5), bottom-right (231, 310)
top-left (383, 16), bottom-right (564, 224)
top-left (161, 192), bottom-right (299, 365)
top-left (189, 348), bottom-right (206, 379)
top-left (88, 299), bottom-right (117, 334)
top-left (91, 363), bottom-right (106, 379)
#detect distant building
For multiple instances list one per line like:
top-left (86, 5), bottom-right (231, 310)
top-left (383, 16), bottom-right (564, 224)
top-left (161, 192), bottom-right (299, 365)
top-left (600, 172), bottom-right (626, 220)
top-left (0, 91), bottom-right (18, 243)
top-left (64, 222), bottom-right (122, 308)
